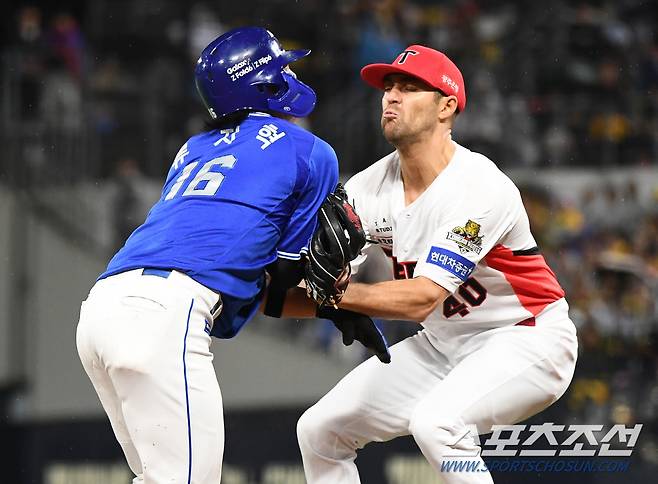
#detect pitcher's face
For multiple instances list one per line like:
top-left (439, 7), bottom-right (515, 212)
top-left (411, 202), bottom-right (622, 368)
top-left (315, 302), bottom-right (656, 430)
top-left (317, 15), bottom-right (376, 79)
top-left (381, 74), bottom-right (442, 145)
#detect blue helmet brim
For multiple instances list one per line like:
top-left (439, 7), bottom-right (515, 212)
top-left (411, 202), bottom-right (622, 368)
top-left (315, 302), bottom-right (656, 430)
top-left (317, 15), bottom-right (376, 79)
top-left (280, 49), bottom-right (311, 65)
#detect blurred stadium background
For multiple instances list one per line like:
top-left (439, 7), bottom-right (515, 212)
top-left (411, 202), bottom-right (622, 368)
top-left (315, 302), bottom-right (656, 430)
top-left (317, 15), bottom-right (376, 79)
top-left (1, 0), bottom-right (657, 483)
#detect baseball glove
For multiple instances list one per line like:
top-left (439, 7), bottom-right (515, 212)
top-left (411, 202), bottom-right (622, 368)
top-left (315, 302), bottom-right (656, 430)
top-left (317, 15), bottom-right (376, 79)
top-left (305, 184), bottom-right (366, 307)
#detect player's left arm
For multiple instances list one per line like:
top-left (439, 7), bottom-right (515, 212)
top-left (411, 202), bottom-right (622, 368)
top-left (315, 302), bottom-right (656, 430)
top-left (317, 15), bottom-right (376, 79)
top-left (275, 137), bottom-right (339, 261)
top-left (261, 257), bottom-right (306, 317)
top-left (261, 137), bottom-right (339, 318)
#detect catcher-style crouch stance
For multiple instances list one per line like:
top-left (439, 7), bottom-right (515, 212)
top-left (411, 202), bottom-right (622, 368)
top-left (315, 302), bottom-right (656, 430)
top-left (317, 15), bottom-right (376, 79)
top-left (290, 45), bottom-right (578, 483)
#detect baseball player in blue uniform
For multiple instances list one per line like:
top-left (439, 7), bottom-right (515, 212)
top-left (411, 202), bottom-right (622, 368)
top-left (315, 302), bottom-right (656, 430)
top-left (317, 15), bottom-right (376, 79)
top-left (75, 26), bottom-right (373, 483)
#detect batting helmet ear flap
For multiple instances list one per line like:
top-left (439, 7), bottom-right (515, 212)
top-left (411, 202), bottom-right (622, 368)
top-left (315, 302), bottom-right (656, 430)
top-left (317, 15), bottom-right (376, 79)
top-left (267, 72), bottom-right (316, 118)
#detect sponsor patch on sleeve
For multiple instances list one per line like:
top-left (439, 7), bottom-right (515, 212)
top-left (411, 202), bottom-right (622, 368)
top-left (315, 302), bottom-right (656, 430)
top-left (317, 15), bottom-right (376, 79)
top-left (426, 246), bottom-right (475, 281)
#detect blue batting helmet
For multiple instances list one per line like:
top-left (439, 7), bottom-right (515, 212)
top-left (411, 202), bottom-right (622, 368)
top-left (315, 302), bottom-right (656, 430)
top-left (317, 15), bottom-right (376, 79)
top-left (194, 26), bottom-right (316, 119)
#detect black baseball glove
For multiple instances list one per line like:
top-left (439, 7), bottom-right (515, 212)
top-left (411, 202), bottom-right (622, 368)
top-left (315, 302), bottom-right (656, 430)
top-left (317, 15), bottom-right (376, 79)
top-left (317, 306), bottom-right (391, 363)
top-left (305, 184), bottom-right (366, 307)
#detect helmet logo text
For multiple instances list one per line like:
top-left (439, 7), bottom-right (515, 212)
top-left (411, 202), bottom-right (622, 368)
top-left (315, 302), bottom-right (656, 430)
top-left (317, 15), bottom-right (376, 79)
top-left (227, 55), bottom-right (273, 82)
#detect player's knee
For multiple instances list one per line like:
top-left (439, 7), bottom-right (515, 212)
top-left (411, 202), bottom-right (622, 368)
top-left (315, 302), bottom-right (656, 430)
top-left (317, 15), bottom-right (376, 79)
top-left (297, 403), bottom-right (357, 458)
top-left (297, 404), bottom-right (327, 450)
top-left (409, 402), bottom-right (470, 451)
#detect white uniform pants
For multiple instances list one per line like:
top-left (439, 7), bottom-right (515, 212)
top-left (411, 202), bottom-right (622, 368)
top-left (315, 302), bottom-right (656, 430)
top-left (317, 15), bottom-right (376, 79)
top-left (76, 269), bottom-right (223, 484)
top-left (297, 299), bottom-right (578, 484)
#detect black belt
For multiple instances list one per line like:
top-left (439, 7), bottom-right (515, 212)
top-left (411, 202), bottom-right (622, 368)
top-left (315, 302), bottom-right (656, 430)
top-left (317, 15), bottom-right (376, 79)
top-left (142, 268), bottom-right (172, 278)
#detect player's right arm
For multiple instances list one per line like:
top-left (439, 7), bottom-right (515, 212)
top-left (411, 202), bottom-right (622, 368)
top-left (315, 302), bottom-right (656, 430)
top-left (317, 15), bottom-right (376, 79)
top-left (282, 163), bottom-right (519, 323)
top-left (325, 171), bottom-right (450, 321)
top-left (275, 174), bottom-right (446, 321)
top-left (338, 277), bottom-right (449, 322)
top-left (340, 174), bottom-right (518, 321)
top-left (276, 277), bottom-right (448, 322)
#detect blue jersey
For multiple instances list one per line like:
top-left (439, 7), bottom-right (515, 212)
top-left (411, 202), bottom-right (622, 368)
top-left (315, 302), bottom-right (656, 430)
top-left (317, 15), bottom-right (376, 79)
top-left (101, 113), bottom-right (339, 338)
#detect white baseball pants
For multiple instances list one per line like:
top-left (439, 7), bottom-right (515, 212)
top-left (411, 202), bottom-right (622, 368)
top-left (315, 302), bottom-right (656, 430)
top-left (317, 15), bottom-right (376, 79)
top-left (297, 299), bottom-right (578, 484)
top-left (76, 269), bottom-right (223, 484)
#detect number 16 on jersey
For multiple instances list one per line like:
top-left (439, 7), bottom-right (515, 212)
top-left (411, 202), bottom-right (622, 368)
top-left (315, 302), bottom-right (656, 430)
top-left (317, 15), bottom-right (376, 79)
top-left (165, 154), bottom-right (237, 200)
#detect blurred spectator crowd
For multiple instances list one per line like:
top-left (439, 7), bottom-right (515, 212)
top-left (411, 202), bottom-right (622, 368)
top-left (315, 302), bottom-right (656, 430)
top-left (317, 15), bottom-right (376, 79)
top-left (523, 179), bottom-right (658, 467)
top-left (2, 0), bottom-right (657, 179)
top-left (334, 0), bottom-right (658, 171)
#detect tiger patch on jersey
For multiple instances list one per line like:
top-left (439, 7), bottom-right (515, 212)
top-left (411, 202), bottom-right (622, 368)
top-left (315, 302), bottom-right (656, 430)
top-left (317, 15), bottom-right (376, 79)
top-left (447, 219), bottom-right (483, 254)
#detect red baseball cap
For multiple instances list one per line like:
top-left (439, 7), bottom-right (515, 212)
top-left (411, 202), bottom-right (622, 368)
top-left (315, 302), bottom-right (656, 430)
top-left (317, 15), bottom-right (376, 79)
top-left (361, 45), bottom-right (466, 112)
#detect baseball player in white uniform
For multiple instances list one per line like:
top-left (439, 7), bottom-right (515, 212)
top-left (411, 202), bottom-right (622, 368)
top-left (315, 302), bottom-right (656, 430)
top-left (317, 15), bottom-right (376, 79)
top-left (290, 45), bottom-right (579, 483)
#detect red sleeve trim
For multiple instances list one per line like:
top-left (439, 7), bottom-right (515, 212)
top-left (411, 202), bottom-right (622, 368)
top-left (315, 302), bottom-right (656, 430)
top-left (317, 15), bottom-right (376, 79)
top-left (484, 244), bottom-right (565, 317)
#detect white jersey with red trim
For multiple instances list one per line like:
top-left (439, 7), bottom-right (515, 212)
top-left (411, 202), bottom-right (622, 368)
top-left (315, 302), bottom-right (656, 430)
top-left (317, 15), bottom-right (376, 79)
top-left (345, 142), bottom-right (566, 339)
